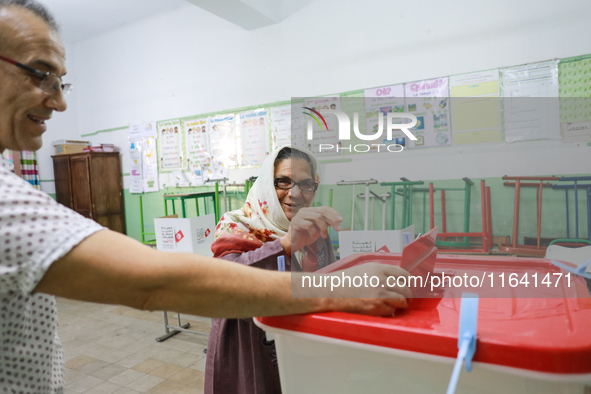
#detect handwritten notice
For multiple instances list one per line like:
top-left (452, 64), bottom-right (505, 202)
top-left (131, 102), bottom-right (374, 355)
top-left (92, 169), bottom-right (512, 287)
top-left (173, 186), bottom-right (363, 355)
top-left (561, 120), bottom-right (591, 142)
top-left (157, 120), bottom-right (183, 171)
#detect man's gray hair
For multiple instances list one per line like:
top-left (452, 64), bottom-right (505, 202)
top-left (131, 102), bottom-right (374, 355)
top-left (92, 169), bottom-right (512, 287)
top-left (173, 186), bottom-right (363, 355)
top-left (0, 0), bottom-right (59, 31)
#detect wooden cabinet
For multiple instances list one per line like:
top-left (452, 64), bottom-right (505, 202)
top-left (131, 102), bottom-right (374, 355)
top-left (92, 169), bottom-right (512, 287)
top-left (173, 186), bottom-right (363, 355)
top-left (52, 152), bottom-right (126, 234)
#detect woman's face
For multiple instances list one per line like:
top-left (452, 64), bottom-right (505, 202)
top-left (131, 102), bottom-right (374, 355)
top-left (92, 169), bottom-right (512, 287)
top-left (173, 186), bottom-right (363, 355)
top-left (274, 158), bottom-right (315, 221)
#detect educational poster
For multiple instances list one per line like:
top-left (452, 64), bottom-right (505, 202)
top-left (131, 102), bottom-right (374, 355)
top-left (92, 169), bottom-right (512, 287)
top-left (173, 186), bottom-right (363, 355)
top-left (558, 58), bottom-right (591, 142)
top-left (184, 118), bottom-right (210, 168)
top-left (157, 120), bottom-right (183, 170)
top-left (303, 97), bottom-right (340, 155)
top-left (239, 110), bottom-right (269, 166)
top-left (208, 115), bottom-right (237, 167)
top-left (364, 84), bottom-right (406, 151)
top-left (404, 78), bottom-right (452, 148)
top-left (128, 121), bottom-right (157, 193)
top-left (271, 105), bottom-right (292, 149)
top-left (501, 60), bottom-right (560, 142)
top-left (142, 136), bottom-right (159, 192)
top-left (129, 140), bottom-right (143, 194)
top-left (450, 70), bottom-right (502, 145)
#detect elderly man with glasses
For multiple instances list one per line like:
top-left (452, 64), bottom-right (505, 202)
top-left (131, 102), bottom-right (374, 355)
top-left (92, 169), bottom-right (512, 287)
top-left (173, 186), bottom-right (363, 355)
top-left (0, 1), bottom-right (411, 392)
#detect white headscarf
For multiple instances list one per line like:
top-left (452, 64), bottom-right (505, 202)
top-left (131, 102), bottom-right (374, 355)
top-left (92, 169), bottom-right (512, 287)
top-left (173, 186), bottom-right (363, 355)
top-left (212, 145), bottom-right (318, 256)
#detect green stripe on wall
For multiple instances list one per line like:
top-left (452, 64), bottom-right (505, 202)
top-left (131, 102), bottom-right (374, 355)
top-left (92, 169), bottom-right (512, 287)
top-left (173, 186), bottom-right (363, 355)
top-left (559, 53), bottom-right (591, 64)
top-left (81, 126), bottom-right (129, 137)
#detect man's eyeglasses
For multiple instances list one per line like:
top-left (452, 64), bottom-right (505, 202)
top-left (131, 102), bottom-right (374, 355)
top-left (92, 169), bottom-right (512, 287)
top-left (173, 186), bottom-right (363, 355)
top-left (0, 54), bottom-right (72, 97)
top-left (274, 177), bottom-right (318, 192)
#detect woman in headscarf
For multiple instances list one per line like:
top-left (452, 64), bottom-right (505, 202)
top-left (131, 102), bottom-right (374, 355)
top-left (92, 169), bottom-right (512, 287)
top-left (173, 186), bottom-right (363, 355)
top-left (204, 146), bottom-right (340, 394)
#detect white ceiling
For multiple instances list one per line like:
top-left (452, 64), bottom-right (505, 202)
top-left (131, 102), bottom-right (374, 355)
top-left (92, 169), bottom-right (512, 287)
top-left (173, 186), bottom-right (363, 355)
top-left (37, 0), bottom-right (189, 43)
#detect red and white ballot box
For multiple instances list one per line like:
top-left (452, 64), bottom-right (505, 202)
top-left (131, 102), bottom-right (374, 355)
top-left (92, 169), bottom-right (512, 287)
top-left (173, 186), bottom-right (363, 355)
top-left (255, 232), bottom-right (591, 393)
top-left (154, 214), bottom-right (216, 256)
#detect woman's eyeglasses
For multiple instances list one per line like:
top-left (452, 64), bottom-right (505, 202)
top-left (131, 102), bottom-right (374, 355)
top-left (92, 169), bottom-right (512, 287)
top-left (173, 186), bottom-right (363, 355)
top-left (274, 177), bottom-right (318, 192)
top-left (0, 54), bottom-right (72, 97)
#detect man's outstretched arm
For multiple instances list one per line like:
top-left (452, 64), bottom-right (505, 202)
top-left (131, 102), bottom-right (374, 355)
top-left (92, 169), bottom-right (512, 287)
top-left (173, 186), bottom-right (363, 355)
top-left (34, 230), bottom-right (409, 318)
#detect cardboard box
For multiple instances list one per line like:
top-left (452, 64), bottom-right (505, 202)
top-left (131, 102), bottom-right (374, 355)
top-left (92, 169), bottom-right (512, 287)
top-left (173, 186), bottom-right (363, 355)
top-left (54, 144), bottom-right (87, 155)
top-left (154, 214), bottom-right (216, 256)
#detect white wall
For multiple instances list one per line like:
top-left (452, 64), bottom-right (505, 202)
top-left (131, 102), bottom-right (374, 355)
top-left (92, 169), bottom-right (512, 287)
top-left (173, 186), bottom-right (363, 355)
top-left (43, 0), bottom-right (591, 187)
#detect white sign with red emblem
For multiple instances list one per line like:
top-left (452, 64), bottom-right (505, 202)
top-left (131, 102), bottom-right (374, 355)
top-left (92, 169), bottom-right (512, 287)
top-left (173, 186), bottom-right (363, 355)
top-left (154, 214), bottom-right (216, 255)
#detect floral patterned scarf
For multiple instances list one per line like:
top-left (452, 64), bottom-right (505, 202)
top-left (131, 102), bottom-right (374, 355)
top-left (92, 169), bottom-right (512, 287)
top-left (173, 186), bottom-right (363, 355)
top-left (211, 145), bottom-right (318, 259)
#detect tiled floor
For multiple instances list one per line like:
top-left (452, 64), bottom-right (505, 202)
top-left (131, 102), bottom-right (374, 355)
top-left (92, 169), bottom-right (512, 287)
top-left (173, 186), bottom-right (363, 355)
top-left (57, 297), bottom-right (211, 394)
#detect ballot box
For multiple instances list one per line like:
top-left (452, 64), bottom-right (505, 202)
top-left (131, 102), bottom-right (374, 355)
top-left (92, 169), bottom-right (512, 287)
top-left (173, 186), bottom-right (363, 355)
top-left (154, 214), bottom-right (216, 256)
top-left (255, 232), bottom-right (591, 394)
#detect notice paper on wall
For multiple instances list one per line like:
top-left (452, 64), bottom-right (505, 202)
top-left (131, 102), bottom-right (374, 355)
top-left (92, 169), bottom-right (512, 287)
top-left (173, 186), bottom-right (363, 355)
top-left (209, 114), bottom-right (237, 167)
top-left (271, 105), bottom-right (292, 149)
top-left (157, 120), bottom-right (183, 171)
top-left (129, 121), bottom-right (157, 194)
top-left (239, 109), bottom-right (269, 166)
top-left (404, 78), bottom-right (452, 149)
top-left (338, 225), bottom-right (415, 259)
top-left (450, 70), bottom-right (502, 145)
top-left (561, 120), bottom-right (591, 143)
top-left (304, 97), bottom-right (341, 155)
top-left (129, 121), bottom-right (156, 139)
top-left (363, 84), bottom-right (406, 151)
top-left (142, 136), bottom-right (159, 192)
top-left (129, 140), bottom-right (143, 194)
top-left (501, 60), bottom-right (560, 142)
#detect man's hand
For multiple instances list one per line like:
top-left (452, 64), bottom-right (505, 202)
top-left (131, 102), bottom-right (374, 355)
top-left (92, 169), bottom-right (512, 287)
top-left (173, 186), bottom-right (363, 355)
top-left (280, 206), bottom-right (343, 255)
top-left (293, 263), bottom-right (412, 315)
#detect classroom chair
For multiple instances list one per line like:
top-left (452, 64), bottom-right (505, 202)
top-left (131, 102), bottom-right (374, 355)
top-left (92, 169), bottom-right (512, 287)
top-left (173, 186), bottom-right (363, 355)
top-left (499, 176), bottom-right (558, 256)
top-left (429, 179), bottom-right (492, 254)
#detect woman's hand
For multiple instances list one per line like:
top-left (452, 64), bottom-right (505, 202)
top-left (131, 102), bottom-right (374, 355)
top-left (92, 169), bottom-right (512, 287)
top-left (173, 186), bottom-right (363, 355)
top-left (280, 206), bottom-right (343, 255)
